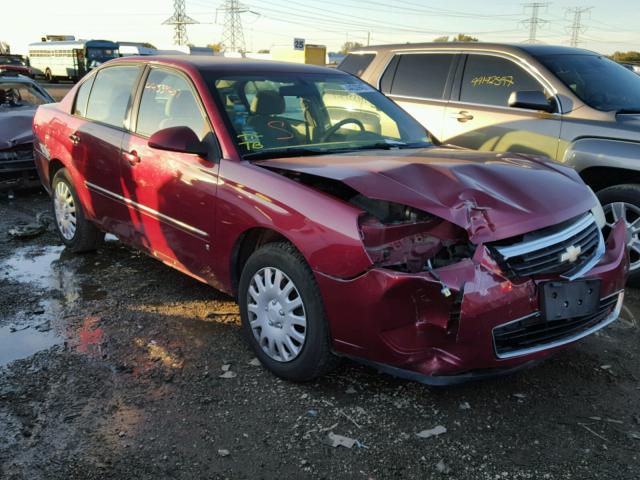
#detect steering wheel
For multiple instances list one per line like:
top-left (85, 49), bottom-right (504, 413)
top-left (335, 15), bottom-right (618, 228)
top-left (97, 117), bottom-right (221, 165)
top-left (321, 118), bottom-right (365, 142)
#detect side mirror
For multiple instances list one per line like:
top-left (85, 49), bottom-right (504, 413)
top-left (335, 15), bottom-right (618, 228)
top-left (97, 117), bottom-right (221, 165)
top-left (508, 90), bottom-right (554, 113)
top-left (148, 126), bottom-right (207, 156)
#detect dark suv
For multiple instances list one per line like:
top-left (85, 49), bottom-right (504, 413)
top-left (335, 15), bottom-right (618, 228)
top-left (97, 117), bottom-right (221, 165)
top-left (340, 43), bottom-right (640, 283)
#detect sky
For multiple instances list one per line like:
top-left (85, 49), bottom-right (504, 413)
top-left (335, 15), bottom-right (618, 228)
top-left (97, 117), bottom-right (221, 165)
top-left (3, 0), bottom-right (639, 55)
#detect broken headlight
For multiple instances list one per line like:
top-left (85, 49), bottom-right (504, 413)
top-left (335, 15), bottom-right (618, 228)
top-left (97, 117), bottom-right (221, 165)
top-left (354, 197), bottom-right (473, 273)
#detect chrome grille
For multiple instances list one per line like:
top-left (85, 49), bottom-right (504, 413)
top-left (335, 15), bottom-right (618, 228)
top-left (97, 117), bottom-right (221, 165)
top-left (493, 292), bottom-right (622, 359)
top-left (493, 214), bottom-right (604, 280)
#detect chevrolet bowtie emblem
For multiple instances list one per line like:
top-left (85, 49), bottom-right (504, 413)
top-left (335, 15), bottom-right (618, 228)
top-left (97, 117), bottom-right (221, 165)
top-left (560, 245), bottom-right (582, 263)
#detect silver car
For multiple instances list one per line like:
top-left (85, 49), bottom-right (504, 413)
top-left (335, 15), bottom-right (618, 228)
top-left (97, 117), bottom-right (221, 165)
top-left (340, 43), bottom-right (640, 283)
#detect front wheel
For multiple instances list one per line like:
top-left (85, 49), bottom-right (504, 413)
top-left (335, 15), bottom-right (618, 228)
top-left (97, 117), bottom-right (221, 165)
top-left (51, 169), bottom-right (104, 252)
top-left (597, 184), bottom-right (640, 285)
top-left (238, 242), bottom-right (338, 381)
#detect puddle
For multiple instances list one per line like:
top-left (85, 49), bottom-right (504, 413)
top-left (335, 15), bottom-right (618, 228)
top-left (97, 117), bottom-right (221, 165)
top-left (73, 316), bottom-right (104, 356)
top-left (0, 245), bottom-right (107, 305)
top-left (0, 324), bottom-right (62, 367)
top-left (0, 245), bottom-right (65, 288)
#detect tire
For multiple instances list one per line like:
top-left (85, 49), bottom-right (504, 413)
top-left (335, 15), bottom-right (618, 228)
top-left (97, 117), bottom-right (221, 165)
top-left (51, 169), bottom-right (104, 252)
top-left (238, 242), bottom-right (338, 381)
top-left (597, 184), bottom-right (640, 286)
top-left (45, 68), bottom-right (57, 84)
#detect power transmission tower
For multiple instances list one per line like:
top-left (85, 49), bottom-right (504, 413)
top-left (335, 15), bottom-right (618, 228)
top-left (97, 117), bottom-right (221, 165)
top-left (567, 7), bottom-right (592, 47)
top-left (522, 2), bottom-right (549, 44)
top-left (218, 0), bottom-right (249, 53)
top-left (162, 0), bottom-right (198, 46)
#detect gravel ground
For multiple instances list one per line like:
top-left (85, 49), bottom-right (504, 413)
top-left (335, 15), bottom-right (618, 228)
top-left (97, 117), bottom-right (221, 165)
top-left (1, 189), bottom-right (639, 480)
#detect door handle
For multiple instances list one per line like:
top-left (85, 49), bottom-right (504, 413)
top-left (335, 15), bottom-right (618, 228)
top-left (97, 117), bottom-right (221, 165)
top-left (69, 133), bottom-right (80, 145)
top-left (450, 111), bottom-right (474, 122)
top-left (122, 150), bottom-right (141, 166)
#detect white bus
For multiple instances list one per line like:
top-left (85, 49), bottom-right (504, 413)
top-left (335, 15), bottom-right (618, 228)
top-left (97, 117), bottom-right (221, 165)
top-left (28, 39), bottom-right (119, 82)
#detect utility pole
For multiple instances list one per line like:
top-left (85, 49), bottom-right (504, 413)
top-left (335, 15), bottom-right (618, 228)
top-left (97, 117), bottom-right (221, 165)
top-left (162, 0), bottom-right (198, 46)
top-left (522, 2), bottom-right (549, 44)
top-left (567, 7), bottom-right (592, 47)
top-left (218, 0), bottom-right (249, 53)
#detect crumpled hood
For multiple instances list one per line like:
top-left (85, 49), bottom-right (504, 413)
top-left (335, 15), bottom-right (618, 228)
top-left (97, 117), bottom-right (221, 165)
top-left (256, 147), bottom-right (596, 243)
top-left (0, 107), bottom-right (36, 150)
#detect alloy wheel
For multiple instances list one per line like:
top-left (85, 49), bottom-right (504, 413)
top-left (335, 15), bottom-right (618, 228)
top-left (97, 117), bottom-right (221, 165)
top-left (54, 181), bottom-right (77, 240)
top-left (247, 267), bottom-right (307, 362)
top-left (603, 201), bottom-right (640, 271)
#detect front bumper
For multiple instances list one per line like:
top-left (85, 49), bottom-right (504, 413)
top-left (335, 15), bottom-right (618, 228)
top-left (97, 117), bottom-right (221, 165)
top-left (316, 220), bottom-right (628, 384)
top-left (0, 144), bottom-right (39, 191)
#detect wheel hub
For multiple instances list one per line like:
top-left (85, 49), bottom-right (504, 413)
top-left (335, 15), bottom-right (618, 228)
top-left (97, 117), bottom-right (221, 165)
top-left (54, 181), bottom-right (77, 241)
top-left (247, 267), bottom-right (307, 363)
top-left (603, 201), bottom-right (640, 271)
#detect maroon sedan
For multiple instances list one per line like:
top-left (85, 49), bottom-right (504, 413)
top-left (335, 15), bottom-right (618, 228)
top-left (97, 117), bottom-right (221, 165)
top-left (32, 56), bottom-right (628, 384)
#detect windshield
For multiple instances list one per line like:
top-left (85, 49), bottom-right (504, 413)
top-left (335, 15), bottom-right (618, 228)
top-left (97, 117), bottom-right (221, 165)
top-left (86, 47), bottom-right (118, 62)
top-left (0, 82), bottom-right (51, 108)
top-left (536, 53), bottom-right (640, 112)
top-left (207, 73), bottom-right (431, 159)
top-left (0, 56), bottom-right (24, 66)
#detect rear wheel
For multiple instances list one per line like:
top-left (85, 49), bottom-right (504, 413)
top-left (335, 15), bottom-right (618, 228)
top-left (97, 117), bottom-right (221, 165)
top-left (597, 184), bottom-right (640, 285)
top-left (51, 169), bottom-right (104, 252)
top-left (238, 242), bottom-right (338, 381)
top-left (44, 68), bottom-right (57, 83)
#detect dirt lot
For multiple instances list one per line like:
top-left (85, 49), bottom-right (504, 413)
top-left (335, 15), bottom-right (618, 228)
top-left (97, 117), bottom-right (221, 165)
top-left (1, 189), bottom-right (639, 480)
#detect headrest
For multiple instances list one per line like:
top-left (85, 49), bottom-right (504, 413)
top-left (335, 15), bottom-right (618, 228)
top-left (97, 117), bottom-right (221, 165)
top-left (250, 90), bottom-right (285, 115)
top-left (166, 90), bottom-right (198, 117)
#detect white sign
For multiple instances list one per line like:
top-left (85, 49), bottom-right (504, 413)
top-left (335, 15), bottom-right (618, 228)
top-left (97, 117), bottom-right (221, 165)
top-left (293, 38), bottom-right (305, 51)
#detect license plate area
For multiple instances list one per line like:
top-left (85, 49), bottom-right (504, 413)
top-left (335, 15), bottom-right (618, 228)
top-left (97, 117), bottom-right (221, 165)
top-left (541, 280), bottom-right (601, 321)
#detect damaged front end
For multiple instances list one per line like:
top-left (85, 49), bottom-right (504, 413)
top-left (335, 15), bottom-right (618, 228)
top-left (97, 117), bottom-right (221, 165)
top-left (260, 157), bottom-right (628, 384)
top-left (0, 142), bottom-right (39, 191)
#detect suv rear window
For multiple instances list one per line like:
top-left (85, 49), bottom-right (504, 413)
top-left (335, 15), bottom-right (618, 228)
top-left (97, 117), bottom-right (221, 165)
top-left (338, 53), bottom-right (375, 77)
top-left (389, 53), bottom-right (454, 100)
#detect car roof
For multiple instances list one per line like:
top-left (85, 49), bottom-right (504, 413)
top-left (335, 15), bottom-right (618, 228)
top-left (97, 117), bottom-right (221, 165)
top-left (111, 55), bottom-right (348, 75)
top-left (351, 42), bottom-right (598, 57)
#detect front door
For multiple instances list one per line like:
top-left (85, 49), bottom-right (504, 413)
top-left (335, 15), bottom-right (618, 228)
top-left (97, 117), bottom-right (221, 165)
top-left (442, 54), bottom-right (562, 160)
top-left (120, 66), bottom-right (219, 282)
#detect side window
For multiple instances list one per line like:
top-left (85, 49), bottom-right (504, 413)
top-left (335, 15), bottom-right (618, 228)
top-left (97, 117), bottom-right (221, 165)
top-left (136, 68), bottom-right (208, 139)
top-left (460, 55), bottom-right (545, 107)
top-left (337, 53), bottom-right (376, 77)
top-left (390, 54), bottom-right (455, 100)
top-left (85, 66), bottom-right (140, 128)
top-left (73, 76), bottom-right (95, 117)
top-left (379, 55), bottom-right (400, 93)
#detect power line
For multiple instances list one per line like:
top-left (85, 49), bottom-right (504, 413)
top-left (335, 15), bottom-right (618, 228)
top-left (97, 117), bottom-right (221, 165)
top-left (522, 2), bottom-right (549, 44)
top-left (567, 6), bottom-right (592, 47)
top-left (218, 0), bottom-right (254, 53)
top-left (163, 0), bottom-right (198, 46)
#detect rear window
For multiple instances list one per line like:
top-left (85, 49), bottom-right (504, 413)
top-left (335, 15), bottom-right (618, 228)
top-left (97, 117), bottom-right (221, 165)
top-left (389, 53), bottom-right (455, 100)
top-left (338, 53), bottom-right (376, 77)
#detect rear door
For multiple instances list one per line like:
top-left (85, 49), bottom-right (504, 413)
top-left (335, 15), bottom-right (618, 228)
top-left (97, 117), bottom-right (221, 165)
top-left (120, 66), bottom-right (219, 281)
top-left (71, 64), bottom-right (142, 232)
top-left (380, 52), bottom-right (458, 140)
top-left (442, 53), bottom-right (561, 159)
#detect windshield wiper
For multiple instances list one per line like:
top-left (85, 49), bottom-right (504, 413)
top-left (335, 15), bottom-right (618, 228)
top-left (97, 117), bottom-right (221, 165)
top-left (243, 147), bottom-right (330, 160)
top-left (616, 108), bottom-right (640, 114)
top-left (333, 140), bottom-right (431, 152)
